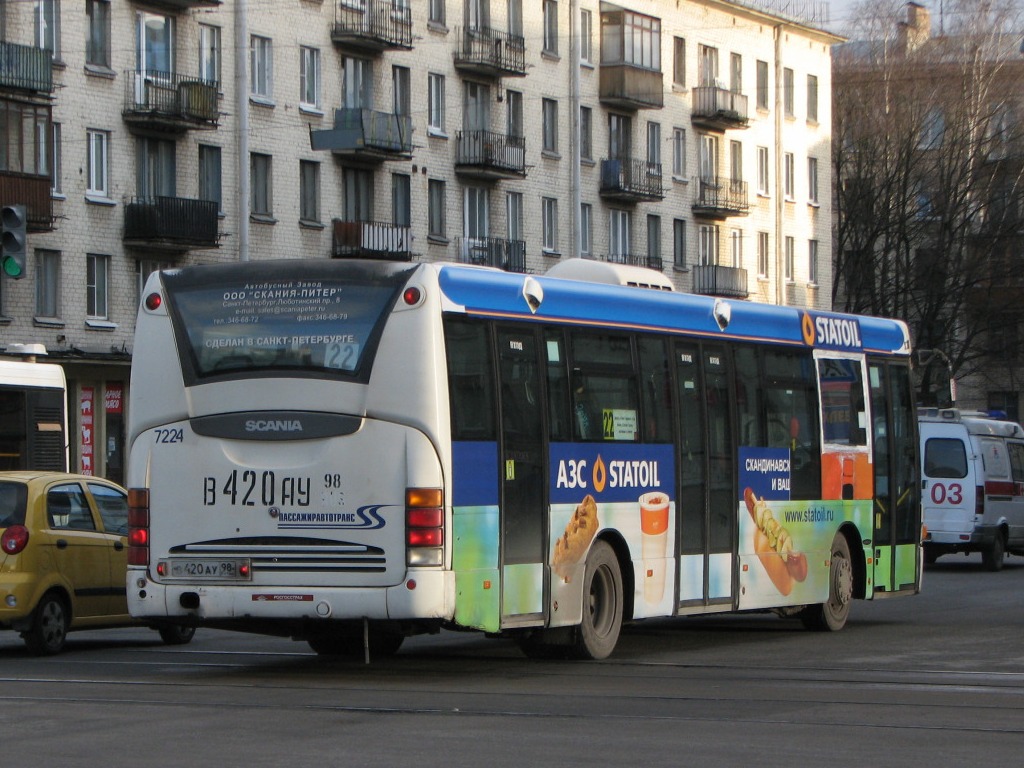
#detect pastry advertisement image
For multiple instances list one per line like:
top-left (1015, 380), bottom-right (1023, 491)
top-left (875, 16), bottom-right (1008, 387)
top-left (549, 443), bottom-right (676, 620)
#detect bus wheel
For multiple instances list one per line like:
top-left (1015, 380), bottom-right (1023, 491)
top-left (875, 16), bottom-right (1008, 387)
top-left (157, 625), bottom-right (196, 645)
top-left (572, 541), bottom-right (623, 660)
top-left (801, 533), bottom-right (853, 632)
top-left (307, 628), bottom-right (404, 657)
top-left (982, 532), bottom-right (1005, 572)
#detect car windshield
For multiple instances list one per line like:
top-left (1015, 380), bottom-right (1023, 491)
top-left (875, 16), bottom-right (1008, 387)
top-left (0, 481), bottom-right (28, 528)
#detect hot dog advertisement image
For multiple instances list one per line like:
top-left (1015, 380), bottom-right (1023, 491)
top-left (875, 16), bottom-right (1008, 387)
top-left (738, 447), bottom-right (871, 610)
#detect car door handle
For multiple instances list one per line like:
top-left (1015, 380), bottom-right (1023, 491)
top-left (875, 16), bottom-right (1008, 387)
top-left (113, 541), bottom-right (124, 551)
top-left (56, 539), bottom-right (68, 549)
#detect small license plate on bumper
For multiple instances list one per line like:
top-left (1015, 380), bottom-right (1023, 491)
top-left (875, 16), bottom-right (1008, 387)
top-left (163, 558), bottom-right (251, 580)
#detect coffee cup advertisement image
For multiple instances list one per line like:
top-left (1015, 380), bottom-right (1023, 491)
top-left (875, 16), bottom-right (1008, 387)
top-left (639, 491), bottom-right (670, 604)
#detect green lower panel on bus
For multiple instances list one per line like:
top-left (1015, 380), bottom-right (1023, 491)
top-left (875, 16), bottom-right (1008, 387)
top-left (874, 543), bottom-right (920, 593)
top-left (502, 563), bottom-right (544, 616)
top-left (453, 505), bottom-right (501, 632)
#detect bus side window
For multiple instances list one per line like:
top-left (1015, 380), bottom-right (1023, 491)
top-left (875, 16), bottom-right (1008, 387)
top-left (545, 331), bottom-right (571, 442)
top-left (734, 346), bottom-right (762, 447)
top-left (638, 336), bottom-right (672, 443)
top-left (444, 319), bottom-right (496, 441)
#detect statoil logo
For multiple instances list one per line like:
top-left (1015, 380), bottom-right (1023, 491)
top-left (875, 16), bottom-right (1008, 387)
top-left (801, 312), bottom-right (863, 351)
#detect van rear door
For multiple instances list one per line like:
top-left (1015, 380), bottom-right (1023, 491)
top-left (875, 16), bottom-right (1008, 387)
top-left (921, 431), bottom-right (974, 545)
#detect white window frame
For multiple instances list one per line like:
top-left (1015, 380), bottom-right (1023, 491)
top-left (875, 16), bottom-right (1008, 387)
top-left (299, 46), bottom-right (321, 111)
top-left (757, 231), bottom-right (769, 277)
top-left (428, 0), bottom-right (445, 25)
top-left (542, 197), bottom-right (559, 253)
top-left (86, 0), bottom-right (110, 70)
top-left (609, 209), bottom-right (631, 259)
top-left (698, 224), bottom-right (718, 266)
top-left (807, 74), bottom-right (819, 123)
top-left (580, 202), bottom-right (593, 257)
top-left (542, 98), bottom-right (558, 154)
top-left (299, 159), bottom-right (320, 224)
top-left (647, 121), bottom-right (661, 173)
top-left (647, 215), bottom-right (661, 264)
top-left (199, 144), bottom-right (222, 214)
top-left (50, 122), bottom-right (62, 196)
top-left (808, 239), bottom-right (819, 285)
top-left (784, 235), bottom-right (795, 281)
top-left (35, 249), bottom-right (60, 319)
top-left (86, 129), bottom-right (109, 198)
top-left (250, 34), bottom-right (273, 101)
top-left (428, 73), bottom-right (446, 135)
top-left (783, 67), bottom-right (794, 117)
top-left (428, 179), bottom-right (446, 238)
top-left (36, 0), bottom-right (60, 59)
top-left (543, 0), bottom-right (558, 55)
top-left (783, 151), bottom-right (795, 200)
top-left (580, 106), bottom-right (592, 161)
top-left (86, 253), bottom-right (109, 319)
top-left (808, 156), bottom-right (819, 205)
top-left (581, 9), bottom-right (593, 64)
top-left (250, 152), bottom-right (273, 217)
top-left (672, 128), bottom-right (686, 179)
top-left (199, 23), bottom-right (221, 85)
top-left (673, 218), bottom-right (686, 269)
top-left (757, 146), bottom-right (769, 195)
top-left (729, 228), bottom-right (742, 267)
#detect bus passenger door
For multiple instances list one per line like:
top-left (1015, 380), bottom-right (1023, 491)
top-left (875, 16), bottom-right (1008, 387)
top-left (675, 343), bottom-right (736, 610)
top-left (496, 327), bottom-right (547, 626)
top-left (868, 360), bottom-right (921, 593)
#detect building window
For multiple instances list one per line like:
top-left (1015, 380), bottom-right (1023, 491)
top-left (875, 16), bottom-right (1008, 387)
top-left (199, 144), bottom-right (222, 214)
top-left (299, 160), bottom-right (320, 224)
top-left (393, 65), bottom-right (410, 116)
top-left (920, 107), bottom-right (945, 149)
top-left (250, 152), bottom-right (273, 217)
top-left (344, 168), bottom-right (373, 221)
top-left (808, 239), bottom-right (819, 284)
top-left (580, 106), bottom-right (592, 161)
top-left (35, 249), bottom-right (60, 319)
top-left (698, 44), bottom-right (718, 87)
top-left (646, 121), bottom-right (661, 173)
top-left (428, 0), bottom-right (445, 25)
top-left (542, 197), bottom-right (558, 253)
top-left (428, 179), bottom-right (446, 238)
top-left (757, 146), bottom-right (769, 195)
top-left (428, 73), bottom-right (445, 135)
top-left (730, 228), bottom-right (742, 267)
top-left (250, 35), bottom-right (273, 100)
top-left (542, 98), bottom-right (558, 154)
top-left (808, 156), bottom-right (819, 204)
top-left (756, 60), bottom-right (768, 110)
top-left (730, 140), bottom-right (742, 183)
top-left (807, 74), bottom-right (818, 123)
top-left (50, 123), bottom-right (62, 195)
top-left (86, 254), bottom-right (108, 319)
top-left (392, 173), bottom-right (411, 227)
top-left (673, 37), bottom-right (686, 86)
top-left (581, 9), bottom-right (593, 64)
top-left (508, 0), bottom-right (523, 36)
top-left (199, 24), bottom-right (221, 85)
top-left (783, 152), bottom-right (795, 200)
top-left (698, 224), bottom-right (718, 266)
top-left (609, 209), bottom-right (630, 258)
top-left (672, 128), bottom-right (686, 178)
top-left (543, 0), bottom-right (558, 55)
top-left (299, 46), bottom-right (321, 110)
top-left (673, 219), bottom-right (686, 269)
top-left (647, 215), bottom-right (661, 265)
top-left (342, 56), bottom-right (372, 109)
top-left (136, 137), bottom-right (176, 197)
top-left (35, 0), bottom-right (59, 59)
top-left (783, 67), bottom-right (794, 117)
top-left (86, 0), bottom-right (110, 69)
top-left (784, 236), bottom-right (795, 281)
top-left (86, 129), bottom-right (109, 197)
top-left (757, 231), bottom-right (769, 277)
top-left (580, 202), bottom-right (593, 256)
top-left (507, 191), bottom-right (523, 243)
top-left (601, 9), bottom-right (660, 70)
top-left (136, 11), bottom-right (173, 74)
top-left (507, 89), bottom-right (523, 137)
top-left (730, 53), bottom-right (742, 93)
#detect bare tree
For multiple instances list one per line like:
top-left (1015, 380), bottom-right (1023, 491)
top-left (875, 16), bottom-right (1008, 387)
top-left (833, 0), bottom-right (1024, 405)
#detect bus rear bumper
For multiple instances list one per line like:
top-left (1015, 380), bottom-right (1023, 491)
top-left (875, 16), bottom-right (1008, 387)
top-left (127, 569), bottom-right (455, 624)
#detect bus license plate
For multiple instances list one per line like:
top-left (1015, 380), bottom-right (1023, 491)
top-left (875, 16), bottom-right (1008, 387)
top-left (167, 559), bottom-right (250, 580)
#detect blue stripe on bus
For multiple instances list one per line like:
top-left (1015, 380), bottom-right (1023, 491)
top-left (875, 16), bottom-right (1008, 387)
top-left (452, 441), bottom-right (499, 507)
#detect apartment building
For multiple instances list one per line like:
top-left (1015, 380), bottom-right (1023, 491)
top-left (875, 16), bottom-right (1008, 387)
top-left (0, 0), bottom-right (838, 479)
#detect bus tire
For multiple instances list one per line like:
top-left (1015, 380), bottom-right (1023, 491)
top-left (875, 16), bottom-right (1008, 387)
top-left (157, 624), bottom-right (196, 646)
top-left (307, 627), bottom-right (404, 657)
top-left (982, 532), bottom-right (1005, 572)
top-left (23, 592), bottom-right (69, 656)
top-left (801, 533), bottom-right (853, 632)
top-left (571, 540), bottom-right (623, 660)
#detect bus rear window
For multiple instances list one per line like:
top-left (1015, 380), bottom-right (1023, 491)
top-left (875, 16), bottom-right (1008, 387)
top-left (160, 262), bottom-right (414, 383)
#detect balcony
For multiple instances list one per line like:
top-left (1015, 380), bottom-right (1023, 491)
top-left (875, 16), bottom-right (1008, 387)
top-left (691, 86), bottom-right (750, 131)
top-left (692, 177), bottom-right (750, 218)
top-left (332, 0), bottom-right (413, 52)
top-left (0, 41), bottom-right (53, 94)
top-left (310, 109), bottom-right (413, 163)
top-left (0, 172), bottom-right (52, 232)
top-left (599, 64), bottom-right (663, 110)
top-left (600, 158), bottom-right (665, 202)
top-left (603, 253), bottom-right (663, 271)
top-left (122, 71), bottom-right (220, 133)
top-left (123, 196), bottom-right (219, 251)
top-left (455, 131), bottom-right (526, 180)
top-left (454, 26), bottom-right (527, 79)
top-left (692, 264), bottom-right (748, 299)
top-left (143, 0), bottom-right (221, 8)
top-left (332, 219), bottom-right (411, 260)
top-left (457, 236), bottom-right (527, 273)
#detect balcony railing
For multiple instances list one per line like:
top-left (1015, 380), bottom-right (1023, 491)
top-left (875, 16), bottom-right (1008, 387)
top-left (332, 219), bottom-right (411, 260)
top-left (310, 109), bottom-right (413, 161)
top-left (599, 63), bottom-right (663, 110)
top-left (454, 26), bottom-right (527, 78)
top-left (692, 264), bottom-right (749, 299)
top-left (455, 130), bottom-right (526, 179)
top-left (144, 0), bottom-right (222, 9)
top-left (332, 0), bottom-right (413, 51)
top-left (692, 177), bottom-right (750, 218)
top-left (0, 172), bottom-right (53, 232)
top-left (457, 236), bottom-right (527, 273)
top-left (0, 41), bottom-right (53, 93)
top-left (603, 252), bottom-right (664, 271)
top-left (122, 71), bottom-right (220, 132)
top-left (123, 196), bottom-right (219, 250)
top-left (600, 158), bottom-right (665, 201)
top-left (691, 86), bottom-right (750, 130)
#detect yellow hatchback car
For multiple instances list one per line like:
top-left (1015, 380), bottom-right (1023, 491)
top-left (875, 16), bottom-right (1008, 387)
top-left (0, 471), bottom-right (195, 655)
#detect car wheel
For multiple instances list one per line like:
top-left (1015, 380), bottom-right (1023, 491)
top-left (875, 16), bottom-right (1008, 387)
top-left (157, 625), bottom-right (196, 645)
top-left (23, 592), bottom-right (69, 656)
top-left (982, 532), bottom-right (1005, 572)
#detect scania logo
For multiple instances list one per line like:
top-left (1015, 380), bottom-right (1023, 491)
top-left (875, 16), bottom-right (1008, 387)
top-left (245, 419), bottom-right (304, 433)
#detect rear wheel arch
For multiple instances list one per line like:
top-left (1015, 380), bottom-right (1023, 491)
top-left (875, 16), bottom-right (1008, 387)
top-left (840, 523), bottom-right (867, 600)
top-left (598, 531), bottom-right (635, 622)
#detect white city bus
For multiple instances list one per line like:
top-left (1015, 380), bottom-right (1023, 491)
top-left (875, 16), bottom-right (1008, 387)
top-left (127, 259), bottom-right (920, 659)
top-left (0, 348), bottom-right (68, 472)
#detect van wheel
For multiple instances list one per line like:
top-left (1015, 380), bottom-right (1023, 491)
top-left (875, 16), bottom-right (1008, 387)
top-left (801, 534), bottom-right (853, 632)
top-left (157, 625), bottom-right (196, 645)
top-left (571, 540), bottom-right (623, 660)
top-left (23, 593), bottom-right (69, 656)
top-left (982, 533), bottom-right (1005, 572)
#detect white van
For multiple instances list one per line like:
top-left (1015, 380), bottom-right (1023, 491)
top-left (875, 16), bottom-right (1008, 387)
top-left (919, 408), bottom-right (1024, 570)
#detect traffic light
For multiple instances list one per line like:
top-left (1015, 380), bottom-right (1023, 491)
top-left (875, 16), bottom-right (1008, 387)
top-left (1, 204), bottom-right (27, 279)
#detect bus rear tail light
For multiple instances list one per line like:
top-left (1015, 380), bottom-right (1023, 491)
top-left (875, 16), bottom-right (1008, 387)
top-left (128, 488), bottom-right (151, 567)
top-left (407, 488), bottom-right (443, 567)
top-left (1, 524), bottom-right (29, 555)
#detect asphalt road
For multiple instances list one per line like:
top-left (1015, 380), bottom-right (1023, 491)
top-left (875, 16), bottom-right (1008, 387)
top-left (2, 552), bottom-right (1022, 767)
